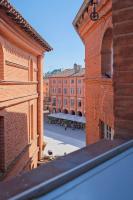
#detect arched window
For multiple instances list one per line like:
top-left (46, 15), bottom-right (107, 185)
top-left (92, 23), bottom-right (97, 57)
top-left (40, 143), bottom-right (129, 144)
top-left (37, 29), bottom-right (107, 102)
top-left (0, 45), bottom-right (4, 80)
top-left (101, 28), bottom-right (113, 78)
top-left (63, 109), bottom-right (68, 114)
top-left (77, 111), bottom-right (82, 117)
top-left (70, 110), bottom-right (75, 115)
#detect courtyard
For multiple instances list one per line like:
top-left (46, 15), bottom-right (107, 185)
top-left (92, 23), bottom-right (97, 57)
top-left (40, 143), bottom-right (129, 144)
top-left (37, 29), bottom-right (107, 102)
top-left (43, 116), bottom-right (86, 157)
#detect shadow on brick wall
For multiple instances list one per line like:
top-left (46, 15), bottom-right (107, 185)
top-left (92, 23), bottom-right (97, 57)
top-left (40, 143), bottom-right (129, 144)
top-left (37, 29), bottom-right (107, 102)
top-left (0, 110), bottom-right (31, 181)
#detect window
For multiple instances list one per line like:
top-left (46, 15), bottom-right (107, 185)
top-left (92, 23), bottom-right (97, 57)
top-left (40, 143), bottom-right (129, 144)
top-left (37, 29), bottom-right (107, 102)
top-left (64, 88), bottom-right (67, 94)
top-left (100, 121), bottom-right (114, 140)
top-left (53, 88), bottom-right (56, 94)
top-left (71, 79), bottom-right (74, 84)
top-left (53, 80), bottom-right (56, 84)
top-left (70, 99), bottom-right (74, 107)
top-left (64, 99), bottom-right (67, 106)
top-left (52, 98), bottom-right (56, 106)
top-left (64, 80), bottom-right (67, 84)
top-left (77, 88), bottom-right (82, 94)
top-left (78, 79), bottom-right (81, 84)
top-left (78, 99), bottom-right (81, 107)
top-left (70, 88), bottom-right (74, 94)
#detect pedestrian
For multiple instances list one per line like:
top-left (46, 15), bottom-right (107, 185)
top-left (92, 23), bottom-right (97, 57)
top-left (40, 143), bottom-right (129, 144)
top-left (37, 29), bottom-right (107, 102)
top-left (64, 123), bottom-right (67, 131)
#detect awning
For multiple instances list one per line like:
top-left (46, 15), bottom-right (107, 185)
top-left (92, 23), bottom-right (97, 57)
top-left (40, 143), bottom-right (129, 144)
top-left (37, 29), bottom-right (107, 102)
top-left (48, 113), bottom-right (86, 124)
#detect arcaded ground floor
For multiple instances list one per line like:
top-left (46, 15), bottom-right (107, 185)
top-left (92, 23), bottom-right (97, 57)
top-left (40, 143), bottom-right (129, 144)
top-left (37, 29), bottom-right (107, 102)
top-left (43, 117), bottom-right (85, 157)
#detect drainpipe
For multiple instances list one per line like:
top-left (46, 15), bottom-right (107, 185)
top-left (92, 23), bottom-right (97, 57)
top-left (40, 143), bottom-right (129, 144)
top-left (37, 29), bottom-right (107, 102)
top-left (37, 55), bottom-right (44, 160)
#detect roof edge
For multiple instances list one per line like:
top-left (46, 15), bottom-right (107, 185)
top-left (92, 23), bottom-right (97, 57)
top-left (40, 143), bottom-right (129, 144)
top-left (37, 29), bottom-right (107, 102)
top-left (0, 0), bottom-right (53, 51)
top-left (73, 1), bottom-right (89, 29)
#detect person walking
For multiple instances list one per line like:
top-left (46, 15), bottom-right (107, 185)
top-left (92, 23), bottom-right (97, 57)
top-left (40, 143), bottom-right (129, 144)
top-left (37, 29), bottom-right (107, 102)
top-left (64, 123), bottom-right (67, 131)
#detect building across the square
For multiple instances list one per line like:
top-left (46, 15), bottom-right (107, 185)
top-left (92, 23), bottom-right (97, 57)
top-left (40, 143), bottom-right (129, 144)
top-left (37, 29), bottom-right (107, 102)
top-left (73, 0), bottom-right (114, 144)
top-left (0, 0), bottom-right (52, 181)
top-left (48, 64), bottom-right (85, 117)
top-left (43, 77), bottom-right (50, 111)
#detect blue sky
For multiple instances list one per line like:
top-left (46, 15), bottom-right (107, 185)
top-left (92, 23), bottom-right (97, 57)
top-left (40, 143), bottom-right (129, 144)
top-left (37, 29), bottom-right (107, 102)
top-left (10, 0), bottom-right (84, 73)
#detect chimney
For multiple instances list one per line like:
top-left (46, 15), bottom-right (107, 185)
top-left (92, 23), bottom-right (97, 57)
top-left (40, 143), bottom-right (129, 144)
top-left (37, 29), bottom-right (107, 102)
top-left (74, 63), bottom-right (81, 73)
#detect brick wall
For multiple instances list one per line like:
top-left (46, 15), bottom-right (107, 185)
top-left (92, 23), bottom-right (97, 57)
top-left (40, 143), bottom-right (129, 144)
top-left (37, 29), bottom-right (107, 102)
top-left (74, 0), bottom-right (114, 144)
top-left (113, 0), bottom-right (133, 139)
top-left (0, 11), bottom-right (44, 180)
top-left (0, 45), bottom-right (4, 80)
top-left (0, 116), bottom-right (5, 172)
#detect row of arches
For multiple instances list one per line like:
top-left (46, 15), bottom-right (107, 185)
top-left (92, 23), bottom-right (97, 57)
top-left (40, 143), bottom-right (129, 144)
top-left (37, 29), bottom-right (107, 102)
top-left (52, 108), bottom-right (83, 117)
top-left (63, 109), bottom-right (83, 116)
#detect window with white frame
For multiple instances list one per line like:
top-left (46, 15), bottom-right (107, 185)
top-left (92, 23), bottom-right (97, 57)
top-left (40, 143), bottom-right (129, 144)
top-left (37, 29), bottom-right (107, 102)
top-left (77, 88), bottom-right (82, 94)
top-left (70, 88), bottom-right (74, 94)
top-left (71, 79), bottom-right (74, 84)
top-left (52, 98), bottom-right (56, 106)
top-left (78, 79), bottom-right (81, 84)
top-left (100, 121), bottom-right (114, 140)
top-left (70, 99), bottom-right (74, 107)
top-left (78, 99), bottom-right (81, 107)
top-left (64, 88), bottom-right (67, 94)
top-left (64, 99), bottom-right (67, 106)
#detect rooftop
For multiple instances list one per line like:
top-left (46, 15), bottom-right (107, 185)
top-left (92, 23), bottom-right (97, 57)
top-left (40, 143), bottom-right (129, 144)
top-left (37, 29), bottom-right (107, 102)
top-left (48, 65), bottom-right (85, 78)
top-left (0, 0), bottom-right (52, 51)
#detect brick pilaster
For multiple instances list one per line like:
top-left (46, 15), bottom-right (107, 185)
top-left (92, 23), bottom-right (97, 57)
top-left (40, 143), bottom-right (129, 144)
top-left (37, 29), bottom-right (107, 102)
top-left (113, 0), bottom-right (133, 139)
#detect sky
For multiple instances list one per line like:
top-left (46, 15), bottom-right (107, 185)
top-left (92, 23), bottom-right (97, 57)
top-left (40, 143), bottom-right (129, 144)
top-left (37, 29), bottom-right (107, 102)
top-left (10, 0), bottom-right (84, 73)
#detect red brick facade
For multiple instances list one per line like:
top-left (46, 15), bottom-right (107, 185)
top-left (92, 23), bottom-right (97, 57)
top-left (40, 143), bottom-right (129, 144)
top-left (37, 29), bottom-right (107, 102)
top-left (113, 0), bottom-right (133, 140)
top-left (43, 78), bottom-right (50, 110)
top-left (49, 65), bottom-right (85, 116)
top-left (74, 0), bottom-right (114, 144)
top-left (0, 1), bottom-right (51, 180)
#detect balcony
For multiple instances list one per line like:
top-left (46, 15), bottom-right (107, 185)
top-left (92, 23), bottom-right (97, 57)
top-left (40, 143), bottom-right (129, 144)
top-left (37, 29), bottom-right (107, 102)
top-left (0, 139), bottom-right (133, 199)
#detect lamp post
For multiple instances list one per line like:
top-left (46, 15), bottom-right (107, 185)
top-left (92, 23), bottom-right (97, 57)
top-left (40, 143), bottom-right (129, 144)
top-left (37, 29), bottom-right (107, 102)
top-left (88, 0), bottom-right (99, 21)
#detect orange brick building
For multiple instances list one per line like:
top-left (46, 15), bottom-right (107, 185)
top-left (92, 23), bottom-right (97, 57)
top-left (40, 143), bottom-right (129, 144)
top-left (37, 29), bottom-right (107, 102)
top-left (74, 0), bottom-right (114, 144)
top-left (49, 64), bottom-right (85, 116)
top-left (0, 0), bottom-right (52, 180)
top-left (43, 77), bottom-right (50, 110)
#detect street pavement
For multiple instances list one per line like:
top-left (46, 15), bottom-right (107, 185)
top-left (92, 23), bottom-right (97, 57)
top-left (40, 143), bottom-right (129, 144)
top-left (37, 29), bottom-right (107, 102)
top-left (43, 121), bottom-right (85, 157)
